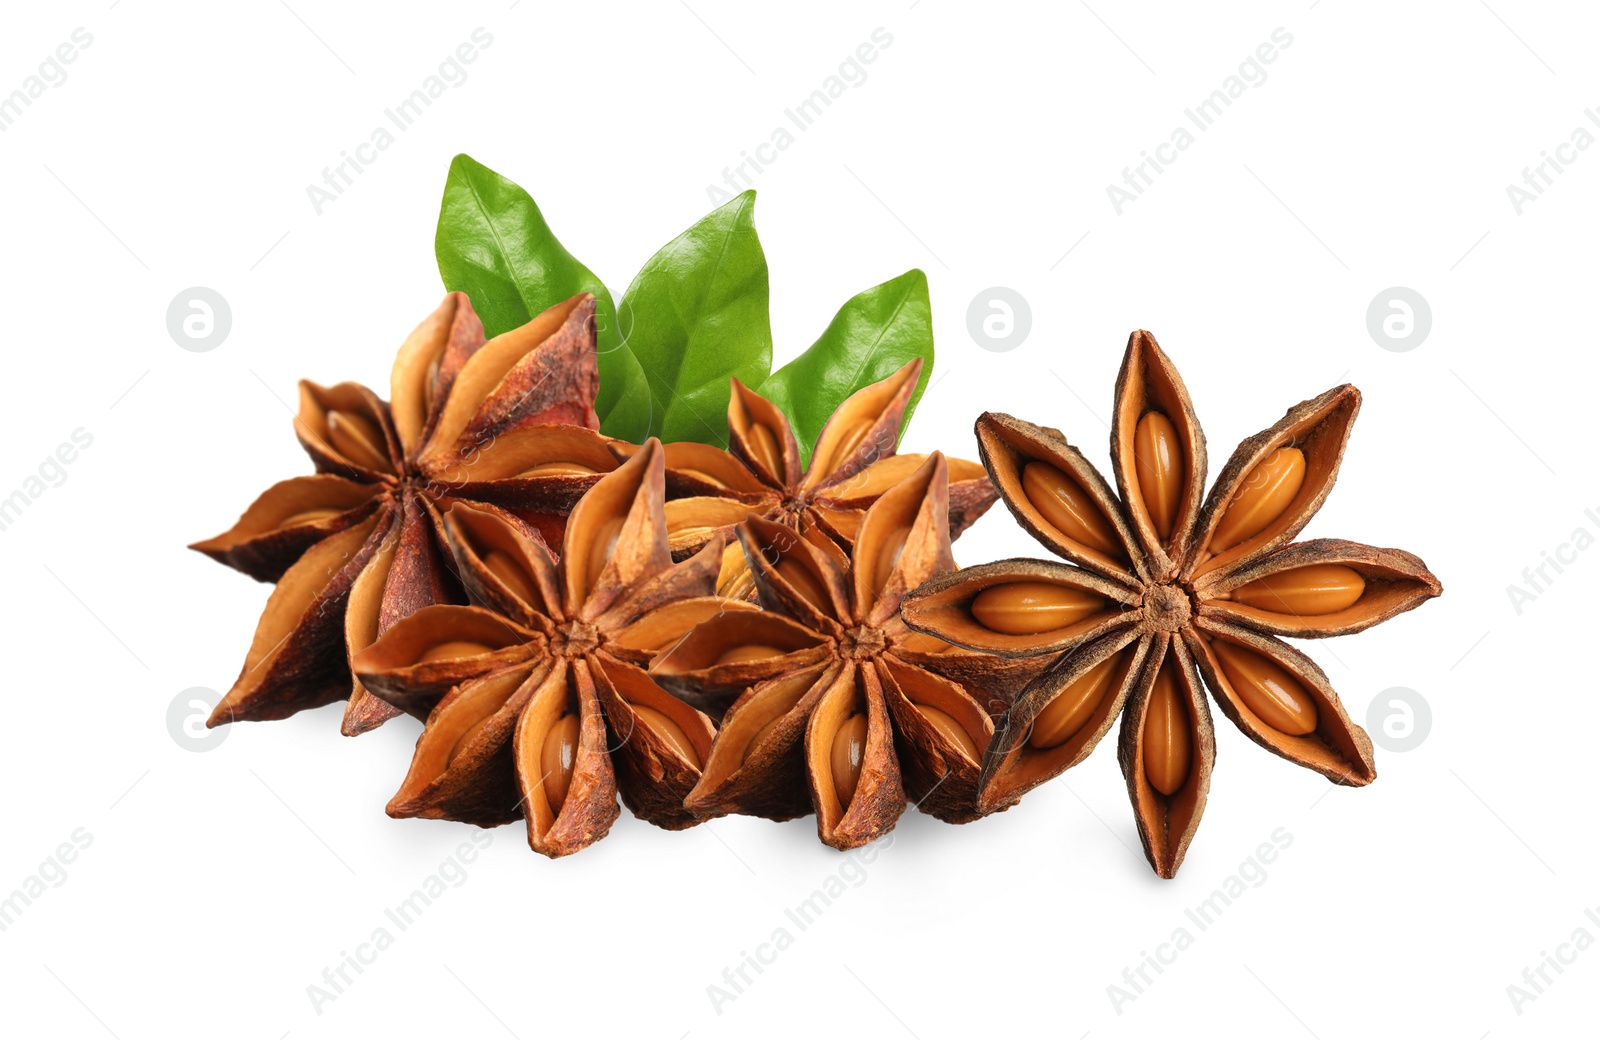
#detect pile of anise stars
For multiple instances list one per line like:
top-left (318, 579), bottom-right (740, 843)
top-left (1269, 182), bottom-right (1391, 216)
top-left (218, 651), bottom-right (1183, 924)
top-left (195, 295), bottom-right (1439, 876)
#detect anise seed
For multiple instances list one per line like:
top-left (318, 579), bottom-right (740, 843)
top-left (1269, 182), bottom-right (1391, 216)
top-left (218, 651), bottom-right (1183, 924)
top-left (1021, 461), bottom-right (1122, 556)
top-left (1210, 446), bottom-right (1305, 551)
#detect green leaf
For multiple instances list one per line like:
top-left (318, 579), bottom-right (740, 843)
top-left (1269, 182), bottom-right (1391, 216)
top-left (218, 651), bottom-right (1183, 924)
top-left (433, 153), bottom-right (650, 442)
top-left (617, 191), bottom-right (772, 447)
top-left (759, 269), bottom-right (934, 468)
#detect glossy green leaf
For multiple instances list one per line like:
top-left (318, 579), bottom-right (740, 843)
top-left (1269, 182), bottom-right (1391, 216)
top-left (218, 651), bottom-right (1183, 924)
top-left (434, 153), bottom-right (650, 441)
top-left (759, 269), bottom-right (934, 468)
top-left (617, 191), bottom-right (771, 447)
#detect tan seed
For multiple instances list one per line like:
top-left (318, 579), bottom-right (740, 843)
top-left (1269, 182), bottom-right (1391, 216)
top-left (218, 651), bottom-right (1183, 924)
top-left (515, 462), bottom-right (597, 477)
top-left (775, 557), bottom-right (831, 614)
top-left (418, 640), bottom-right (495, 664)
top-left (1142, 663), bottom-right (1191, 796)
top-left (817, 420), bottom-right (872, 476)
top-left (830, 714), bottom-right (869, 808)
top-left (1230, 564), bottom-right (1365, 615)
top-left (325, 409), bottom-right (389, 472)
top-left (279, 507), bottom-right (342, 527)
top-left (1211, 447), bottom-right (1306, 552)
top-left (1212, 640), bottom-right (1318, 736)
top-left (714, 644), bottom-right (786, 666)
top-left (421, 350), bottom-right (443, 416)
top-left (872, 527), bottom-right (911, 595)
top-left (630, 704), bottom-right (700, 768)
top-left (447, 713), bottom-right (497, 766)
top-left (746, 424), bottom-right (783, 479)
top-left (584, 516), bottom-right (624, 597)
top-left (1029, 654), bottom-right (1120, 749)
top-left (678, 468), bottom-right (729, 488)
top-left (743, 715), bottom-right (786, 765)
top-left (540, 714), bottom-right (581, 814)
top-left (1021, 461), bottom-right (1122, 557)
top-left (483, 549), bottom-right (540, 607)
top-left (1134, 411), bottom-right (1183, 540)
top-left (970, 581), bottom-right (1105, 635)
top-left (913, 704), bottom-right (978, 763)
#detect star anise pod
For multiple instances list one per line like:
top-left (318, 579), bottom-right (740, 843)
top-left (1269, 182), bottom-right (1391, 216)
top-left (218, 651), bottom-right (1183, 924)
top-left (617, 359), bottom-right (997, 599)
top-left (351, 440), bottom-right (741, 857)
top-left (650, 453), bottom-right (1038, 850)
top-left (900, 332), bottom-right (1442, 877)
top-left (191, 292), bottom-right (621, 735)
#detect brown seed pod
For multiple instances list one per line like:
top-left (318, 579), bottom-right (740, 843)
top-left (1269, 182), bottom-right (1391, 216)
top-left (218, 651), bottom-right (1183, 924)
top-left (1196, 538), bottom-right (1444, 638)
top-left (902, 329), bottom-right (1441, 877)
top-left (1186, 618), bottom-right (1376, 785)
top-left (620, 358), bottom-right (1000, 596)
top-left (975, 412), bottom-right (1146, 585)
top-left (354, 439), bottom-right (738, 857)
top-left (193, 291), bottom-right (627, 736)
top-left (657, 453), bottom-right (1020, 850)
top-left (1116, 635), bottom-right (1215, 878)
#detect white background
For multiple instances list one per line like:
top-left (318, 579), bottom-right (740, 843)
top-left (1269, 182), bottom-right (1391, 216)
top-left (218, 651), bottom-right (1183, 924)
top-left (0, 1), bottom-right (1593, 1037)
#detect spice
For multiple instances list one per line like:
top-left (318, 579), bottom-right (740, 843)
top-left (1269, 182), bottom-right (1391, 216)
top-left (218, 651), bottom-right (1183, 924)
top-left (190, 292), bottom-right (619, 734)
top-left (352, 440), bottom-right (740, 857)
top-left (650, 454), bottom-right (1036, 850)
top-left (901, 331), bottom-right (1441, 877)
top-left (622, 359), bottom-right (997, 598)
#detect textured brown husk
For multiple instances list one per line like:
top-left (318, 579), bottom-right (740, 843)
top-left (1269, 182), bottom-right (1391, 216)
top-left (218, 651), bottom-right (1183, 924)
top-left (387, 663), bottom-right (545, 826)
top-left (898, 557), bottom-right (1137, 659)
top-left (1196, 538), bottom-right (1443, 638)
top-left (976, 627), bottom-right (1150, 814)
top-left (195, 291), bottom-right (617, 736)
top-left (592, 655), bottom-right (722, 830)
top-left (628, 359), bottom-right (999, 597)
top-left (1183, 385), bottom-right (1360, 581)
top-left (974, 412), bottom-right (1147, 585)
top-left (807, 663), bottom-right (906, 849)
top-left (660, 453), bottom-right (1019, 850)
top-left (1187, 618), bottom-right (1376, 785)
top-left (208, 517), bottom-right (386, 725)
top-left (1110, 330), bottom-right (1208, 580)
top-left (902, 329), bottom-right (1440, 877)
top-left (355, 440), bottom-right (734, 857)
top-left (877, 656), bottom-right (991, 824)
top-left (188, 475), bottom-right (382, 582)
top-left (1117, 635), bottom-right (1215, 879)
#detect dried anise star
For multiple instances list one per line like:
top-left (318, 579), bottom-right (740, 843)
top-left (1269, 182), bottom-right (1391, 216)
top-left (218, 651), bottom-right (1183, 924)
top-left (901, 332), bottom-right (1442, 877)
top-left (351, 440), bottom-right (744, 857)
top-left (617, 359), bottom-right (996, 599)
top-left (191, 292), bottom-right (621, 735)
top-left (650, 454), bottom-right (1034, 851)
